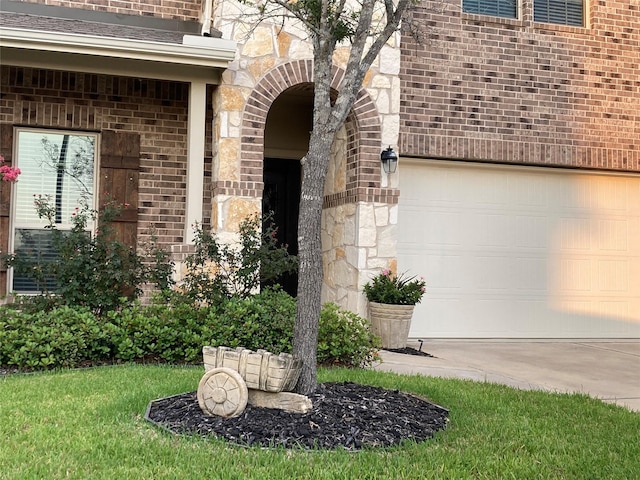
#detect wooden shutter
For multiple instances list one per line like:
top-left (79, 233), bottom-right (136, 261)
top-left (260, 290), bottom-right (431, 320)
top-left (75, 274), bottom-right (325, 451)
top-left (0, 124), bottom-right (13, 294)
top-left (99, 131), bottom-right (140, 249)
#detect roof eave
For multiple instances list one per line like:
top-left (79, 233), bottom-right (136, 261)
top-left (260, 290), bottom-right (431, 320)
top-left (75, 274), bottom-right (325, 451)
top-left (0, 27), bottom-right (237, 73)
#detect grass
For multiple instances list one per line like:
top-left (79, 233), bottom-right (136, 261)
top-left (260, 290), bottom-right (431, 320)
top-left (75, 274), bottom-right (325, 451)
top-left (1, 365), bottom-right (638, 479)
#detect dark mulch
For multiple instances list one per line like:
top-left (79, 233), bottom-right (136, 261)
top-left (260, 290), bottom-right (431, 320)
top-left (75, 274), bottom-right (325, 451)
top-left (384, 347), bottom-right (435, 357)
top-left (145, 382), bottom-right (449, 450)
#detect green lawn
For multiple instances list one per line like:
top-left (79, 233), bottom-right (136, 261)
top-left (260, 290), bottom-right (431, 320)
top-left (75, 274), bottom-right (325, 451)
top-left (1, 365), bottom-right (638, 479)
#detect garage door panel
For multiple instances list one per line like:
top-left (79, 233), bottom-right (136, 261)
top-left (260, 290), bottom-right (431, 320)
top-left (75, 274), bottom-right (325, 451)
top-left (597, 218), bottom-right (629, 251)
top-left (515, 215), bottom-right (549, 249)
top-left (515, 257), bottom-right (548, 291)
top-left (597, 259), bottom-right (628, 292)
top-left (473, 214), bottom-right (512, 247)
top-left (418, 211), bottom-right (464, 246)
top-left (559, 218), bottom-right (593, 251)
top-left (399, 160), bottom-right (640, 338)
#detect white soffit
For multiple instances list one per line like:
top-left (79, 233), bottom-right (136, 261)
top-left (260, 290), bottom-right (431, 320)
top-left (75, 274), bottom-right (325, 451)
top-left (0, 27), bottom-right (237, 82)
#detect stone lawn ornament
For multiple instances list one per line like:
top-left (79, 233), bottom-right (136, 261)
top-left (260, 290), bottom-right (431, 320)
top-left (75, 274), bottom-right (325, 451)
top-left (197, 346), bottom-right (312, 418)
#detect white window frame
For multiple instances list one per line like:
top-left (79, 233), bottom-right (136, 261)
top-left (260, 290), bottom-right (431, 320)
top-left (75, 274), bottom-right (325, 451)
top-left (8, 128), bottom-right (100, 294)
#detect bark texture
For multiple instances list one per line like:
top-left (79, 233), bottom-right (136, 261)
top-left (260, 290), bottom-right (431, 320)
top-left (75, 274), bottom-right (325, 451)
top-left (288, 0), bottom-right (412, 395)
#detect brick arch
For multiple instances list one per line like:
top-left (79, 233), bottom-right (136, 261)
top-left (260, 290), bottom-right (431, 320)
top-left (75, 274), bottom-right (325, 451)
top-left (239, 59), bottom-right (396, 205)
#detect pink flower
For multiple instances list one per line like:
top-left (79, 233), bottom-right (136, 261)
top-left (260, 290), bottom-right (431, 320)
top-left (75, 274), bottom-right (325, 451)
top-left (0, 164), bottom-right (21, 182)
top-left (382, 269), bottom-right (390, 276)
top-left (124, 202), bottom-right (130, 207)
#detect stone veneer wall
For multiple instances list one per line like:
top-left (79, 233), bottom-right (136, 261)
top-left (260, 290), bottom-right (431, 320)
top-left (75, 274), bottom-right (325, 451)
top-left (0, 66), bottom-right (191, 250)
top-left (400, 1), bottom-right (640, 171)
top-left (322, 201), bottom-right (398, 318)
top-left (211, 0), bottom-right (403, 313)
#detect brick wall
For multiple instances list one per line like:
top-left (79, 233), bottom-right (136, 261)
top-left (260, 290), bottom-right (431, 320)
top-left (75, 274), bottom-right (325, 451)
top-left (400, 1), bottom-right (640, 171)
top-left (17, 0), bottom-right (202, 22)
top-left (0, 65), bottom-right (192, 248)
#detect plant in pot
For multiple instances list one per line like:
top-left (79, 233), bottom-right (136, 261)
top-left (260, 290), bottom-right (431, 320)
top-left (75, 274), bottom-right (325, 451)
top-left (363, 269), bottom-right (426, 349)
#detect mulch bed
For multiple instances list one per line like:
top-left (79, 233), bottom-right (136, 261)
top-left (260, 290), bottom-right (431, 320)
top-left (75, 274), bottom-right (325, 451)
top-left (145, 382), bottom-right (449, 450)
top-left (384, 347), bottom-right (435, 357)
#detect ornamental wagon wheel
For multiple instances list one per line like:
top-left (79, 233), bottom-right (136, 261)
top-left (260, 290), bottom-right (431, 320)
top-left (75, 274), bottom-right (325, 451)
top-left (197, 367), bottom-right (249, 418)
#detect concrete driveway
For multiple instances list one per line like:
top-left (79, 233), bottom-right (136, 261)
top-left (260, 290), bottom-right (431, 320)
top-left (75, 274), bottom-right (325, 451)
top-left (374, 340), bottom-right (640, 412)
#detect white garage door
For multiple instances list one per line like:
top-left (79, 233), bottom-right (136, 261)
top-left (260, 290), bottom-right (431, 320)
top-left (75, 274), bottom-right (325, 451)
top-left (398, 160), bottom-right (640, 338)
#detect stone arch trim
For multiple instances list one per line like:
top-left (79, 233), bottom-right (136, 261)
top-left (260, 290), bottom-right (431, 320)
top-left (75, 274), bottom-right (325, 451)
top-left (236, 59), bottom-right (398, 206)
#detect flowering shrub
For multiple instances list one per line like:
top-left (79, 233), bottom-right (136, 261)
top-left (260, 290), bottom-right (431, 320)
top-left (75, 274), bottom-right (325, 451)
top-left (3, 195), bottom-right (173, 315)
top-left (0, 154), bottom-right (21, 182)
top-left (363, 269), bottom-right (426, 305)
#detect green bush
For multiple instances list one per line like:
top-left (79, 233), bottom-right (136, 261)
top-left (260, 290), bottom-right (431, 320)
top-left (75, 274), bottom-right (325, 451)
top-left (106, 300), bottom-right (210, 364)
top-left (0, 291), bottom-right (381, 371)
top-left (0, 306), bottom-right (111, 369)
top-left (318, 303), bottom-right (381, 368)
top-left (2, 196), bottom-right (173, 315)
top-left (180, 214), bottom-right (297, 304)
top-left (205, 287), bottom-right (296, 354)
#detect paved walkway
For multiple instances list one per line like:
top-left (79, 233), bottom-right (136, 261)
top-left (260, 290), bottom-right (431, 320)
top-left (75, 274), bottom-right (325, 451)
top-left (374, 340), bottom-right (640, 412)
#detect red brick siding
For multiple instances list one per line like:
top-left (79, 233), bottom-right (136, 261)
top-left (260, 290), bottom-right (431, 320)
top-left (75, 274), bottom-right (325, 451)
top-left (400, 1), bottom-right (640, 171)
top-left (17, 0), bottom-right (201, 22)
top-left (0, 66), bottom-right (192, 248)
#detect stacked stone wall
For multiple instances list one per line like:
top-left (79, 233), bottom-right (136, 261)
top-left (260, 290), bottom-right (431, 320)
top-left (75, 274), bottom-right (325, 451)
top-left (0, 65), bottom-right (192, 250)
top-left (210, 4), bottom-right (404, 311)
top-left (400, 1), bottom-right (640, 171)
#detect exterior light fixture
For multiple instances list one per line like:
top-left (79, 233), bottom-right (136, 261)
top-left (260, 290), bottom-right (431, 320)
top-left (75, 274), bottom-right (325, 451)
top-left (380, 146), bottom-right (398, 174)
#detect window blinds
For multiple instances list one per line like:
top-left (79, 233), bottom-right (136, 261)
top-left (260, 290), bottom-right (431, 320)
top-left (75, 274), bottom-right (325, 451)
top-left (534, 0), bottom-right (584, 26)
top-left (462, 0), bottom-right (517, 19)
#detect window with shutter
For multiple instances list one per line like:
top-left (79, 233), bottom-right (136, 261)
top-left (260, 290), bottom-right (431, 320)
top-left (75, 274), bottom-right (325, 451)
top-left (462, 0), bottom-right (517, 19)
top-left (534, 0), bottom-right (584, 26)
top-left (10, 129), bottom-right (98, 293)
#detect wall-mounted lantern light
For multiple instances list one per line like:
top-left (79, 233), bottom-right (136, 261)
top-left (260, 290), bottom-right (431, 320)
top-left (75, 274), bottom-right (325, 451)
top-left (380, 146), bottom-right (398, 174)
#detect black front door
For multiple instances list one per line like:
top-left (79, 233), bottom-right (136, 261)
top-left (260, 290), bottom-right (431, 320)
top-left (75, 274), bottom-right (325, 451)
top-left (262, 158), bottom-right (301, 296)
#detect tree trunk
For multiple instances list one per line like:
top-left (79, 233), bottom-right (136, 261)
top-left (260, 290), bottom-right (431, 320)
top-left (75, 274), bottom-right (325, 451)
top-left (293, 129), bottom-right (335, 395)
top-left (292, 37), bottom-right (337, 395)
top-left (261, 0), bottom-right (413, 397)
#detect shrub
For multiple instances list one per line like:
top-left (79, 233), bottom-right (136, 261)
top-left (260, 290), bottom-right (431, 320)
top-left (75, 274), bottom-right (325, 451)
top-left (318, 303), bottom-right (381, 368)
top-left (0, 306), bottom-right (110, 369)
top-left (205, 287), bottom-right (296, 354)
top-left (0, 292), bottom-right (381, 371)
top-left (179, 213), bottom-right (297, 304)
top-left (106, 300), bottom-right (210, 364)
top-left (363, 269), bottom-right (426, 305)
top-left (2, 195), bottom-right (173, 315)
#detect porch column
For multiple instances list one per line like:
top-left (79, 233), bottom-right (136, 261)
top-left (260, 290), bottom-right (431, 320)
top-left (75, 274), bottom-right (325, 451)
top-left (184, 80), bottom-right (207, 244)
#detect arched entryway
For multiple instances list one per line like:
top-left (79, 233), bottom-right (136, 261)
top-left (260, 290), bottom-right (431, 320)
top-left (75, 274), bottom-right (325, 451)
top-left (235, 59), bottom-right (398, 317)
top-left (261, 84), bottom-right (313, 296)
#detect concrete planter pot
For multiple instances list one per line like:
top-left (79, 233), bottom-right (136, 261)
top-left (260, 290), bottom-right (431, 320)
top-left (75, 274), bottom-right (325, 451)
top-left (368, 302), bottom-right (415, 349)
